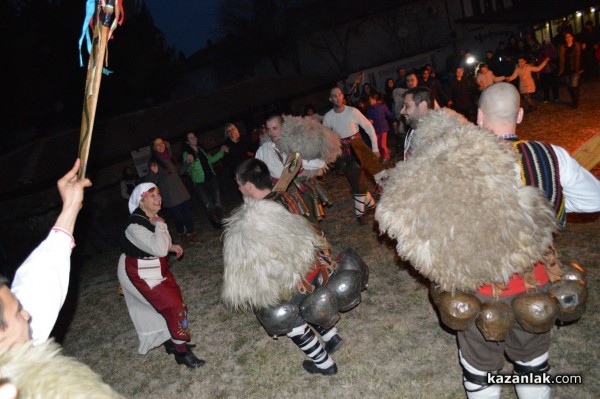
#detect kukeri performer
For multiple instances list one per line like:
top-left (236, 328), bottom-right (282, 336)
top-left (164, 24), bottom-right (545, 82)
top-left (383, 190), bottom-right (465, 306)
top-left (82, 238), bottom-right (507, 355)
top-left (222, 159), bottom-right (369, 375)
top-left (117, 183), bottom-right (205, 369)
top-left (256, 114), bottom-right (340, 223)
top-left (323, 87), bottom-right (387, 225)
top-left (376, 84), bottom-right (599, 399)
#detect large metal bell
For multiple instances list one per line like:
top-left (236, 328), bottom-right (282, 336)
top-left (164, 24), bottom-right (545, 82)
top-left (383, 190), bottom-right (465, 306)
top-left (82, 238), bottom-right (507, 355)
top-left (326, 270), bottom-right (363, 312)
top-left (476, 301), bottom-right (514, 342)
top-left (255, 302), bottom-right (299, 336)
top-left (299, 287), bottom-right (340, 329)
top-left (437, 291), bottom-right (481, 331)
top-left (548, 280), bottom-right (588, 322)
top-left (512, 292), bottom-right (558, 333)
top-left (334, 248), bottom-right (370, 290)
top-left (562, 262), bottom-right (587, 284)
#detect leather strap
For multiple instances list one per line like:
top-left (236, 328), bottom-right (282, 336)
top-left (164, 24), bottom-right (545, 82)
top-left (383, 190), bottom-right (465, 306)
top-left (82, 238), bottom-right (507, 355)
top-left (295, 276), bottom-right (314, 294)
top-left (542, 246), bottom-right (564, 283)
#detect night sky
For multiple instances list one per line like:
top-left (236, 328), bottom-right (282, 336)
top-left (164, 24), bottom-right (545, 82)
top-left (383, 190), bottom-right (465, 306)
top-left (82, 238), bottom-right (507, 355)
top-left (144, 0), bottom-right (220, 56)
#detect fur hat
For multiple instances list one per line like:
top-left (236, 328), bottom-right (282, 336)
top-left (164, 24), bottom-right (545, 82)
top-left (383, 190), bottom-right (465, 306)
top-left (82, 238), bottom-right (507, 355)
top-left (222, 198), bottom-right (327, 311)
top-left (375, 109), bottom-right (557, 292)
top-left (0, 340), bottom-right (123, 398)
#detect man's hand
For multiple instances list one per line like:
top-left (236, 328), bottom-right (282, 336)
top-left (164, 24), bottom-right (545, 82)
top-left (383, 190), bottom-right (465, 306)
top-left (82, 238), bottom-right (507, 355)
top-left (54, 159), bottom-right (92, 234)
top-left (150, 162), bottom-right (159, 174)
top-left (373, 151), bottom-right (381, 159)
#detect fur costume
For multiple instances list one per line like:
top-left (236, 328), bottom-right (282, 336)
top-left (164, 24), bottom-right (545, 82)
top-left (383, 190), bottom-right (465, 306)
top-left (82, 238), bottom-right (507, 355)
top-left (222, 198), bottom-right (328, 311)
top-left (277, 114), bottom-right (342, 173)
top-left (375, 109), bottom-right (557, 292)
top-left (0, 340), bottom-right (123, 398)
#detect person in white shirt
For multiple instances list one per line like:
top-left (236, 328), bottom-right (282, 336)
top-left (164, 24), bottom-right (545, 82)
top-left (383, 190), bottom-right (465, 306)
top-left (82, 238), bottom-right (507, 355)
top-left (255, 114), bottom-right (328, 222)
top-left (0, 160), bottom-right (123, 399)
top-left (256, 115), bottom-right (326, 180)
top-left (323, 87), bottom-right (381, 224)
top-left (3, 159), bottom-right (91, 349)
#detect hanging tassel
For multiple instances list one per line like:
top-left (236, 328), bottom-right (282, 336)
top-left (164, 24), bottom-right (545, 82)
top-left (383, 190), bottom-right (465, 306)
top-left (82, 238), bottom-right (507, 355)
top-left (78, 0), bottom-right (124, 74)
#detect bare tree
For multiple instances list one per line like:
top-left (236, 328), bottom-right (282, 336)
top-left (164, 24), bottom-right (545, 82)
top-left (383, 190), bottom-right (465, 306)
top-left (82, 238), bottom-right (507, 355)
top-left (307, 20), bottom-right (365, 74)
top-left (216, 0), bottom-right (309, 76)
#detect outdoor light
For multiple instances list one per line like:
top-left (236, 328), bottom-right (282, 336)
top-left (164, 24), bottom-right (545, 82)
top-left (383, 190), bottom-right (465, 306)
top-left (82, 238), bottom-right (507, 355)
top-left (591, 7), bottom-right (596, 12)
top-left (576, 11), bottom-right (583, 17)
top-left (466, 56), bottom-right (475, 64)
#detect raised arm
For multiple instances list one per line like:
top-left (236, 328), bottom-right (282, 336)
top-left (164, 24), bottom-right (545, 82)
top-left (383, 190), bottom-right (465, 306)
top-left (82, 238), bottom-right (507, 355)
top-left (11, 159), bottom-right (91, 345)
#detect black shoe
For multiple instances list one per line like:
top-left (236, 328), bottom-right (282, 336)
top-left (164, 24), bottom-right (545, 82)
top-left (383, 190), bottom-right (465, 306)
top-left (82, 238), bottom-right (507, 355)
top-left (164, 340), bottom-right (197, 355)
top-left (356, 215), bottom-right (367, 226)
top-left (325, 335), bottom-right (343, 354)
top-left (174, 350), bottom-right (205, 368)
top-left (302, 360), bottom-right (337, 375)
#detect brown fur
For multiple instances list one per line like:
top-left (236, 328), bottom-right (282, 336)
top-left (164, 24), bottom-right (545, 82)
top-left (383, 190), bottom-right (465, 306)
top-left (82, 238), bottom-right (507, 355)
top-left (0, 340), bottom-right (123, 398)
top-left (375, 109), bottom-right (557, 292)
top-left (222, 198), bottom-right (328, 311)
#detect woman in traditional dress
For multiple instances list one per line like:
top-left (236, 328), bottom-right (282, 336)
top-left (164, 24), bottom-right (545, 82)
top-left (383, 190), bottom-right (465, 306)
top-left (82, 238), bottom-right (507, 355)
top-left (117, 183), bottom-right (205, 369)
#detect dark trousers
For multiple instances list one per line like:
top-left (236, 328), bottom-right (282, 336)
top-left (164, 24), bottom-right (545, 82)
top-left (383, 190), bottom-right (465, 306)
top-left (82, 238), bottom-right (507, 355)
top-left (539, 72), bottom-right (559, 101)
top-left (334, 155), bottom-right (367, 195)
top-left (192, 177), bottom-right (222, 215)
top-left (166, 201), bottom-right (194, 234)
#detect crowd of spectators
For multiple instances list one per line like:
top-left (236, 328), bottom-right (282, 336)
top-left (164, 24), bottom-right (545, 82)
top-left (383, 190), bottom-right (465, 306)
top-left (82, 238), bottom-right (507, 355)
top-left (330, 23), bottom-right (600, 145)
top-left (117, 25), bottom-right (600, 242)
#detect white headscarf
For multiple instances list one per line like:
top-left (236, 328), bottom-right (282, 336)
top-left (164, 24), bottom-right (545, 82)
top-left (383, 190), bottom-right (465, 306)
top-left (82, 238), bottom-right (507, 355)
top-left (128, 182), bottom-right (157, 214)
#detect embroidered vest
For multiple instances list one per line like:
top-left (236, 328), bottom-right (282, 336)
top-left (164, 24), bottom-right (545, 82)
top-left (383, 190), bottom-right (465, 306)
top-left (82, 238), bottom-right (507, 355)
top-left (512, 140), bottom-right (566, 227)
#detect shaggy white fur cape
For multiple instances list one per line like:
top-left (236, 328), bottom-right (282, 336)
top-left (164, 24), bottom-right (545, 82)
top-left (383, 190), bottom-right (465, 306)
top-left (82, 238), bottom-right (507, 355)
top-left (277, 114), bottom-right (341, 167)
top-left (0, 340), bottom-right (122, 398)
top-left (375, 109), bottom-right (557, 292)
top-left (222, 198), bottom-right (327, 310)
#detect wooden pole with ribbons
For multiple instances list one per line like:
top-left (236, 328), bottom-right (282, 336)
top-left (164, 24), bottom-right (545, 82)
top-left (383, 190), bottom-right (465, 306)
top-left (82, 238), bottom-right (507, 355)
top-left (77, 0), bottom-right (117, 180)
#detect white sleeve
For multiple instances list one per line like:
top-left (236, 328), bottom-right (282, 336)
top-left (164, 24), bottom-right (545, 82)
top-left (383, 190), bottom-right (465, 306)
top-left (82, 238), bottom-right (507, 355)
top-left (322, 112), bottom-right (332, 129)
top-left (11, 227), bottom-right (75, 345)
top-left (302, 158), bottom-right (326, 170)
top-left (354, 109), bottom-right (379, 152)
top-left (125, 222), bottom-right (172, 257)
top-left (553, 145), bottom-right (600, 213)
top-left (255, 145), bottom-right (266, 161)
top-left (255, 143), bottom-right (284, 179)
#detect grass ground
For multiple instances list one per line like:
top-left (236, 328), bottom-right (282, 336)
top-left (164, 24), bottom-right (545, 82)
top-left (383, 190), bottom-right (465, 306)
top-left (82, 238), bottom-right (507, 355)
top-left (61, 81), bottom-right (600, 398)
